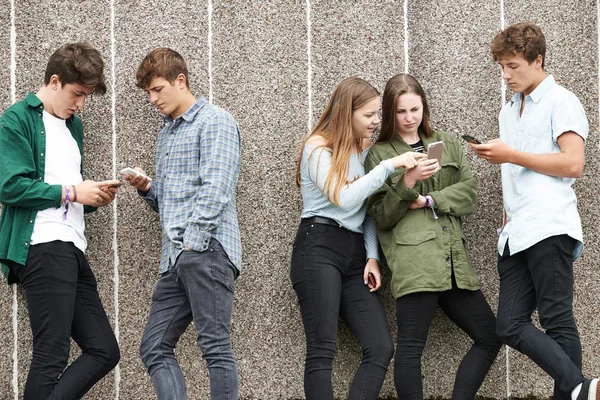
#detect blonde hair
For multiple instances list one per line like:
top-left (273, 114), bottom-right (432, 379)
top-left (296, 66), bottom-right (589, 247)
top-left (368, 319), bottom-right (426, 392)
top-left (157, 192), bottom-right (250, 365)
top-left (296, 77), bottom-right (379, 206)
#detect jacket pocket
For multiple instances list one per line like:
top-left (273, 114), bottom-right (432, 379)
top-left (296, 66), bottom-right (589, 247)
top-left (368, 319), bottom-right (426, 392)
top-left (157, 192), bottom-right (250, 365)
top-left (394, 229), bottom-right (437, 245)
top-left (439, 161), bottom-right (460, 186)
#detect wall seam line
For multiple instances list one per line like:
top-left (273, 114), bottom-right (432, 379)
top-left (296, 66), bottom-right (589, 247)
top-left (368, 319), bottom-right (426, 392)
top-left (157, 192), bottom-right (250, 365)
top-left (110, 0), bottom-right (120, 398)
top-left (10, 0), bottom-right (18, 397)
top-left (499, 0), bottom-right (510, 398)
top-left (306, 0), bottom-right (313, 133)
top-left (208, 0), bottom-right (213, 104)
top-left (403, 0), bottom-right (409, 73)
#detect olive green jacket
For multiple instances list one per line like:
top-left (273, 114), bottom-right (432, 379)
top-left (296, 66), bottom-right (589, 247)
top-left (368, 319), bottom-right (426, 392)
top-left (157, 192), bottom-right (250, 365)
top-left (365, 131), bottom-right (480, 299)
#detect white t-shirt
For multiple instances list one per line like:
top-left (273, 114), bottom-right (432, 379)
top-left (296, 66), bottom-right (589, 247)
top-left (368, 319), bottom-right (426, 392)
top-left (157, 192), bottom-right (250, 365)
top-left (30, 111), bottom-right (86, 252)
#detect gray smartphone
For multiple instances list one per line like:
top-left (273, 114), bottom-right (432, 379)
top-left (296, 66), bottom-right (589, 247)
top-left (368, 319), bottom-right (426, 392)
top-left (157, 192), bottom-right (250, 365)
top-left (427, 141), bottom-right (444, 163)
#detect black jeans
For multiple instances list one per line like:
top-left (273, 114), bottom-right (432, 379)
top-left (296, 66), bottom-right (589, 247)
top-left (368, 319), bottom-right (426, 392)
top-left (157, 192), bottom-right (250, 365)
top-left (394, 278), bottom-right (501, 399)
top-left (496, 235), bottom-right (584, 398)
top-left (290, 221), bottom-right (394, 400)
top-left (14, 241), bottom-right (120, 400)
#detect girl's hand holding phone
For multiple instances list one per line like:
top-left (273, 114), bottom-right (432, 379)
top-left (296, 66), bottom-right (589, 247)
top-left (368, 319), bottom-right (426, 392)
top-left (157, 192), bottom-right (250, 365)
top-left (402, 158), bottom-right (439, 188)
top-left (364, 258), bottom-right (382, 292)
top-left (390, 151), bottom-right (427, 170)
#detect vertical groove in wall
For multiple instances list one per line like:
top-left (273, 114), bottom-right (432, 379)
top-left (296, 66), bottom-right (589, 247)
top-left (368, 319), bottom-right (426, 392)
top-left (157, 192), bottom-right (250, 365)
top-left (11, 285), bottom-right (17, 400)
top-left (499, 0), bottom-right (510, 398)
top-left (10, 0), bottom-right (18, 398)
top-left (306, 0), bottom-right (313, 133)
top-left (109, 0), bottom-right (120, 398)
top-left (207, 0), bottom-right (213, 104)
top-left (403, 0), bottom-right (409, 73)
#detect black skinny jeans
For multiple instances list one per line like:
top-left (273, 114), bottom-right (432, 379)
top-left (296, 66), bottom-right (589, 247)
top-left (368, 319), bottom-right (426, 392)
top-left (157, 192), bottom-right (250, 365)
top-left (394, 276), bottom-right (501, 400)
top-left (14, 241), bottom-right (120, 400)
top-left (496, 235), bottom-right (584, 399)
top-left (290, 221), bottom-right (394, 400)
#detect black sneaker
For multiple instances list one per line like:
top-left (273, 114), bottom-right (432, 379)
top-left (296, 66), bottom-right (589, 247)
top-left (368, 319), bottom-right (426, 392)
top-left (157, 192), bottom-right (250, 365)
top-left (577, 379), bottom-right (600, 400)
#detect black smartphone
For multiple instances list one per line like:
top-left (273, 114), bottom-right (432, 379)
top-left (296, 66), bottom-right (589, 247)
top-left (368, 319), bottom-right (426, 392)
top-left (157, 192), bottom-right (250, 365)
top-left (461, 134), bottom-right (481, 144)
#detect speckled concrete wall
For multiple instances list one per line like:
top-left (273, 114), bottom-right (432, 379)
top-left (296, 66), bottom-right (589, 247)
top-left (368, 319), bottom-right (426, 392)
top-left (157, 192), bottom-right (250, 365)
top-left (0, 1), bottom-right (598, 399)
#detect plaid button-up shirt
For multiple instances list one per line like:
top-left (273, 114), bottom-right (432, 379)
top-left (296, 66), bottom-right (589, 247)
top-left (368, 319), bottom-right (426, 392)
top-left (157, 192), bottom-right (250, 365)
top-left (141, 97), bottom-right (242, 273)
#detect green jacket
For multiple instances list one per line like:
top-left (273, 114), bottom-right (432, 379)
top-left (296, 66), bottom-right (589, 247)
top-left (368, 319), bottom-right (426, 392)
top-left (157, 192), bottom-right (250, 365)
top-left (0, 93), bottom-right (95, 284)
top-left (365, 131), bottom-right (480, 299)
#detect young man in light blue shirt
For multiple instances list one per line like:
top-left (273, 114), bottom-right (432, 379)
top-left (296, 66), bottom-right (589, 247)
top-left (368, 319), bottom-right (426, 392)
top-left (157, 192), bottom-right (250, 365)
top-left (126, 48), bottom-right (242, 400)
top-left (471, 22), bottom-right (597, 400)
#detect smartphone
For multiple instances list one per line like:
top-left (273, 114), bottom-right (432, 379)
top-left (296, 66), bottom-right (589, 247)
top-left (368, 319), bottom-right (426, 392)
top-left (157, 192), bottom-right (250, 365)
top-left (427, 141), bottom-right (444, 163)
top-left (120, 167), bottom-right (152, 181)
top-left (108, 182), bottom-right (123, 188)
top-left (368, 272), bottom-right (376, 288)
top-left (461, 134), bottom-right (482, 144)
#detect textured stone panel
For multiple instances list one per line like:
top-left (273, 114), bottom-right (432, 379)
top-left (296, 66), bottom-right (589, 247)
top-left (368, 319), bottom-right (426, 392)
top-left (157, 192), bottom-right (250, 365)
top-left (114, 1), bottom-right (210, 398)
top-left (503, 1), bottom-right (600, 397)
top-left (0, 0), bottom-right (14, 395)
top-left (211, 1), bottom-right (308, 398)
top-left (11, 1), bottom-right (115, 398)
top-left (310, 1), bottom-right (405, 397)
top-left (408, 0), bottom-right (509, 398)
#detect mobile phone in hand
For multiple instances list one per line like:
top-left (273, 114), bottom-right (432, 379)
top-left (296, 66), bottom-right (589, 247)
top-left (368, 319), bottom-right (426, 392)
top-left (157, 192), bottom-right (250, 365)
top-left (427, 141), bottom-right (444, 163)
top-left (120, 167), bottom-right (152, 181)
top-left (368, 272), bottom-right (376, 288)
top-left (461, 134), bottom-right (482, 144)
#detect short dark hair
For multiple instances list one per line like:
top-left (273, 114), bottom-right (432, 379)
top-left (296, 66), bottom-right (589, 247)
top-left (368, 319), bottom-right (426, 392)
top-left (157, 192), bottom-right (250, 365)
top-left (490, 22), bottom-right (547, 68)
top-left (44, 42), bottom-right (107, 95)
top-left (136, 48), bottom-right (189, 89)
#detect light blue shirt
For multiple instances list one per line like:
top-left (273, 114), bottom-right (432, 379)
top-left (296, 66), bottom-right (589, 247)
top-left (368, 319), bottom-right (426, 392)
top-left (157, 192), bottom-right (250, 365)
top-left (140, 97), bottom-right (242, 273)
top-left (498, 75), bottom-right (588, 260)
top-left (299, 143), bottom-right (395, 260)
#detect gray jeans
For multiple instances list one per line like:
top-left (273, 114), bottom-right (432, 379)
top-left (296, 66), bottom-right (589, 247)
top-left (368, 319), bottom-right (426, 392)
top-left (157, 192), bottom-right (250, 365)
top-left (140, 239), bottom-right (239, 400)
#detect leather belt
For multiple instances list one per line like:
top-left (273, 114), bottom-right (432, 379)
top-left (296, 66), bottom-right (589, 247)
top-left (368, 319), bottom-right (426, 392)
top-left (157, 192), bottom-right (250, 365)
top-left (302, 216), bottom-right (343, 228)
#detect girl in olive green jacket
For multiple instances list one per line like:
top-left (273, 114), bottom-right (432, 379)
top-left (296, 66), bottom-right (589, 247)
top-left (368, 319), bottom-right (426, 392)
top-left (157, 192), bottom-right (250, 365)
top-left (365, 74), bottom-right (501, 399)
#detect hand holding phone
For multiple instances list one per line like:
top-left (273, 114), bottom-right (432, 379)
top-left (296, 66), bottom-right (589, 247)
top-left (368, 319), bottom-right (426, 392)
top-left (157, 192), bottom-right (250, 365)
top-left (368, 272), bottom-right (376, 288)
top-left (120, 167), bottom-right (152, 181)
top-left (461, 134), bottom-right (482, 144)
top-left (121, 167), bottom-right (152, 192)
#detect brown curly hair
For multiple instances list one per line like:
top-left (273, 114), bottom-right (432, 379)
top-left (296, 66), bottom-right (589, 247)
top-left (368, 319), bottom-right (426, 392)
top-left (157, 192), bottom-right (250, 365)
top-left (490, 22), bottom-right (546, 68)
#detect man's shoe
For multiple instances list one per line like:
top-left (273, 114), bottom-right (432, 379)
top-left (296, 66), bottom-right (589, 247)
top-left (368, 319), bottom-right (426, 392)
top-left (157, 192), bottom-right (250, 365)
top-left (577, 379), bottom-right (600, 400)
top-left (590, 379), bottom-right (600, 400)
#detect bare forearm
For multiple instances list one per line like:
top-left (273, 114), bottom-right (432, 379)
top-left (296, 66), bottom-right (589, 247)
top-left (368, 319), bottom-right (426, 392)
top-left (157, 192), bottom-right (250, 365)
top-left (508, 150), bottom-right (583, 178)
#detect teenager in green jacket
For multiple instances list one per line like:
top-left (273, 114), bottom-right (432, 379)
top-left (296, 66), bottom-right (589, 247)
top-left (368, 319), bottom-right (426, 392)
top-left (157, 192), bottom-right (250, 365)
top-left (365, 73), bottom-right (501, 399)
top-left (0, 43), bottom-right (120, 399)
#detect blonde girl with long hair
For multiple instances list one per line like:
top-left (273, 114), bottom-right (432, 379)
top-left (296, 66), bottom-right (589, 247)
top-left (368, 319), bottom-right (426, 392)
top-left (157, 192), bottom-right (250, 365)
top-left (290, 76), bottom-right (424, 400)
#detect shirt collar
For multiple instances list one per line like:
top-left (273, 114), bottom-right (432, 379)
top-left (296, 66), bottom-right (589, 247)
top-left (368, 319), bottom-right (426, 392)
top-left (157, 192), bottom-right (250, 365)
top-left (164, 96), bottom-right (207, 123)
top-left (25, 92), bottom-right (43, 109)
top-left (24, 92), bottom-right (77, 124)
top-left (510, 74), bottom-right (555, 105)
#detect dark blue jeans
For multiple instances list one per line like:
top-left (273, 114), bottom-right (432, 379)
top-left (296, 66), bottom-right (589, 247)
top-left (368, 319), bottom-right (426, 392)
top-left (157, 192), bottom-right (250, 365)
top-left (290, 221), bottom-right (394, 400)
top-left (139, 239), bottom-right (238, 400)
top-left (15, 240), bottom-right (120, 400)
top-left (496, 235), bottom-right (584, 398)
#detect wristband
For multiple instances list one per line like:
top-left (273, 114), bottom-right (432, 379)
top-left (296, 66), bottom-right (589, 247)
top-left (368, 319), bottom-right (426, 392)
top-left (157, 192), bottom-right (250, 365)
top-left (424, 195), bottom-right (438, 220)
top-left (62, 186), bottom-right (70, 220)
top-left (71, 185), bottom-right (77, 202)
